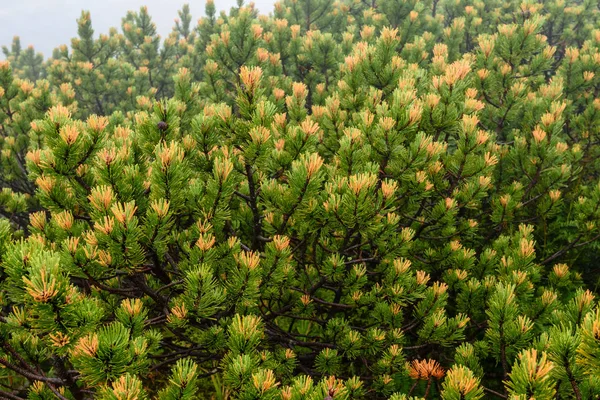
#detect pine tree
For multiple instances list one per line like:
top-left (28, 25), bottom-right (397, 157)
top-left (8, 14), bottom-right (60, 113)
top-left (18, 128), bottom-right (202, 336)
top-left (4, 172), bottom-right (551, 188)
top-left (1, 0), bottom-right (600, 399)
top-left (2, 37), bottom-right (45, 81)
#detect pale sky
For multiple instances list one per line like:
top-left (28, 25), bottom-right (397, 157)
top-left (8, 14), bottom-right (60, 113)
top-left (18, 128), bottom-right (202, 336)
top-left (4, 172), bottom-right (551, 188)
top-left (0, 0), bottom-right (277, 58)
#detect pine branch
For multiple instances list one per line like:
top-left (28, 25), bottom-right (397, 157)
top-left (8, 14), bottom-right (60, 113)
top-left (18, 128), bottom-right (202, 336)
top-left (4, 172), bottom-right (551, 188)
top-left (0, 356), bottom-right (64, 384)
top-left (0, 391), bottom-right (27, 400)
top-left (244, 161), bottom-right (264, 250)
top-left (483, 386), bottom-right (508, 399)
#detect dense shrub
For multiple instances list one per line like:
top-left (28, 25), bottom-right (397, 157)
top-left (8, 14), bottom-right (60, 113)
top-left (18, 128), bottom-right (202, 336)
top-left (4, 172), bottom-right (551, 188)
top-left (1, 0), bottom-right (600, 399)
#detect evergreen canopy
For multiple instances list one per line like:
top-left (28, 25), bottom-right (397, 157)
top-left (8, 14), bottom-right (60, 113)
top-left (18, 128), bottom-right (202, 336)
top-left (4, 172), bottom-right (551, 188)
top-left (1, 0), bottom-right (600, 399)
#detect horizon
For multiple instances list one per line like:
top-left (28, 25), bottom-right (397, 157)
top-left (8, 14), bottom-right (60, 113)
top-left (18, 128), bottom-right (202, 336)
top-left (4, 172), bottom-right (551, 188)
top-left (0, 0), bottom-right (276, 59)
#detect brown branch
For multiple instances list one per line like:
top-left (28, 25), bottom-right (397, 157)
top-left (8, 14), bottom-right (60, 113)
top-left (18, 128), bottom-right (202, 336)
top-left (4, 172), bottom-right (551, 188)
top-left (0, 357), bottom-right (64, 384)
top-left (484, 386), bottom-right (508, 399)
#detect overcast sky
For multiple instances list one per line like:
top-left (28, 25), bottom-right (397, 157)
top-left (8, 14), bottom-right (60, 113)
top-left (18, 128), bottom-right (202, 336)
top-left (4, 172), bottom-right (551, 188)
top-left (0, 0), bottom-right (276, 58)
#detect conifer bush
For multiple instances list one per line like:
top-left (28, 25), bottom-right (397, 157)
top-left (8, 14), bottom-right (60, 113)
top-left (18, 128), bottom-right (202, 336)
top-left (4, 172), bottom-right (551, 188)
top-left (1, 0), bottom-right (600, 398)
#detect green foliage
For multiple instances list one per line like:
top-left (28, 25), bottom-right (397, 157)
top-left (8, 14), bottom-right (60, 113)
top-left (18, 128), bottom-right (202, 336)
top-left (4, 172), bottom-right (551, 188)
top-left (1, 0), bottom-right (600, 399)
